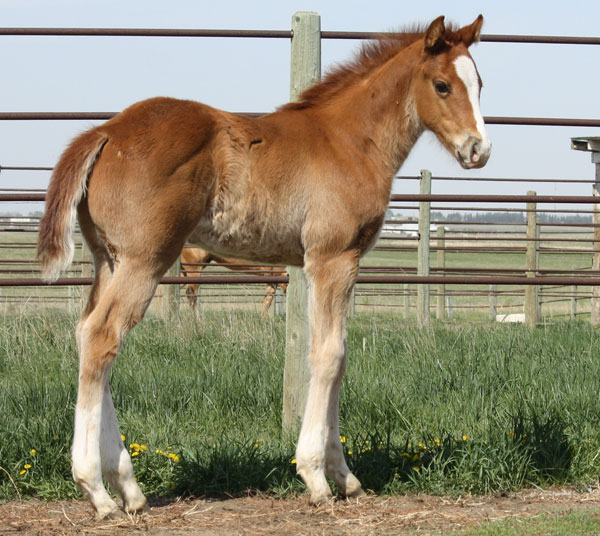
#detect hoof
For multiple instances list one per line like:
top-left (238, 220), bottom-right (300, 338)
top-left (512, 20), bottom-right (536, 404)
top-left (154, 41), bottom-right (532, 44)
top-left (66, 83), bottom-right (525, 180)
top-left (98, 507), bottom-right (128, 521)
top-left (123, 497), bottom-right (149, 515)
top-left (309, 493), bottom-right (334, 507)
top-left (341, 487), bottom-right (366, 500)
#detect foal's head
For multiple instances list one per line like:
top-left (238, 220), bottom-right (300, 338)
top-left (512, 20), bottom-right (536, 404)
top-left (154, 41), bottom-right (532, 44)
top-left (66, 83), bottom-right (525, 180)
top-left (412, 15), bottom-right (491, 169)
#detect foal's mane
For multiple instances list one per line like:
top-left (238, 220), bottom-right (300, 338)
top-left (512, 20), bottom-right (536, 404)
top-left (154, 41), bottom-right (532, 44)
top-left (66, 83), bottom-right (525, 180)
top-left (280, 22), bottom-right (461, 112)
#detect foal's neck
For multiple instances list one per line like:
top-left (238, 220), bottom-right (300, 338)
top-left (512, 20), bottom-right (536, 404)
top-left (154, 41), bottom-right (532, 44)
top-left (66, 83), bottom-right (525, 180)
top-left (325, 44), bottom-right (423, 179)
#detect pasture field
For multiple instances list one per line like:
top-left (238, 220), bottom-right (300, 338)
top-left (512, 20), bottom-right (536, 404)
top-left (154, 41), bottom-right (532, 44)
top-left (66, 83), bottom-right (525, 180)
top-left (2, 309), bottom-right (600, 504)
top-left (0, 228), bottom-right (595, 320)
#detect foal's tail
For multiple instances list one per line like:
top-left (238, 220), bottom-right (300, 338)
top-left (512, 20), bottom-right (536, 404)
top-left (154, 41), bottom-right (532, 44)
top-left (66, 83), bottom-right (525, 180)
top-left (37, 129), bottom-right (108, 282)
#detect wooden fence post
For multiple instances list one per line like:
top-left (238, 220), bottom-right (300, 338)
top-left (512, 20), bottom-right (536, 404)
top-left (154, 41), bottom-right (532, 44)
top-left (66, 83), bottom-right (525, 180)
top-left (525, 190), bottom-right (539, 328)
top-left (282, 11), bottom-right (321, 435)
top-left (436, 226), bottom-right (446, 320)
top-left (489, 284), bottom-right (497, 321)
top-left (570, 265), bottom-right (578, 321)
top-left (403, 283), bottom-right (410, 319)
top-left (446, 294), bottom-right (453, 317)
top-left (162, 258), bottom-right (180, 318)
top-left (276, 285), bottom-right (285, 316)
top-left (417, 169), bottom-right (431, 328)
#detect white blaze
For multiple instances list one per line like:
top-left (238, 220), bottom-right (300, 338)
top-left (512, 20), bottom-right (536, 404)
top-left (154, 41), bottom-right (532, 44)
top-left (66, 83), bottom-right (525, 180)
top-left (453, 55), bottom-right (490, 152)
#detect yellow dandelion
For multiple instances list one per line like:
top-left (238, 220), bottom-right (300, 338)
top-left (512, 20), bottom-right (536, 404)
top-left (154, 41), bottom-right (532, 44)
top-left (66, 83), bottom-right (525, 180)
top-left (348, 450), bottom-right (353, 455)
top-left (140, 445), bottom-right (148, 451)
top-left (24, 464), bottom-right (32, 469)
top-left (462, 435), bottom-right (468, 441)
top-left (30, 449), bottom-right (37, 456)
top-left (340, 436), bottom-right (347, 443)
top-left (412, 454), bottom-right (420, 462)
top-left (19, 470), bottom-right (26, 475)
top-left (413, 466), bottom-right (420, 472)
top-left (434, 439), bottom-right (441, 446)
top-left (131, 451), bottom-right (139, 457)
top-left (291, 458), bottom-right (297, 464)
top-left (120, 434), bottom-right (126, 442)
top-left (168, 453), bottom-right (180, 462)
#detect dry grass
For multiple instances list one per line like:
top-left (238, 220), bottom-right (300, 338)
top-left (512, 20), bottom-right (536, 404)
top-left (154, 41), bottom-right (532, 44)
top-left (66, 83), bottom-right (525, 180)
top-left (2, 487), bottom-right (600, 535)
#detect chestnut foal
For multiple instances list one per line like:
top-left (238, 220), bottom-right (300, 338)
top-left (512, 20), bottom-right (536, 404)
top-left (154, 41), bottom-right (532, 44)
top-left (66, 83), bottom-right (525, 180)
top-left (38, 15), bottom-right (490, 517)
top-left (180, 247), bottom-right (287, 316)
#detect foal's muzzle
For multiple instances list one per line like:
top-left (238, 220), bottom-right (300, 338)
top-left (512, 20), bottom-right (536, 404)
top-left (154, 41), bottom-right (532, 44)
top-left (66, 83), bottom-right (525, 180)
top-left (457, 135), bottom-right (491, 169)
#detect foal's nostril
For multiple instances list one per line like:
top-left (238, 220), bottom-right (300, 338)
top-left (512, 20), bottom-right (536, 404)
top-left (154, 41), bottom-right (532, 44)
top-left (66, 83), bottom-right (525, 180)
top-left (471, 141), bottom-right (481, 163)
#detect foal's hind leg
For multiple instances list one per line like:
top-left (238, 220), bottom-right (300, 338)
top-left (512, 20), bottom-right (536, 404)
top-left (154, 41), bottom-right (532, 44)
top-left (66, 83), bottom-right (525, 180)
top-left (72, 259), bottom-right (164, 518)
top-left (261, 283), bottom-right (277, 317)
top-left (295, 251), bottom-right (363, 504)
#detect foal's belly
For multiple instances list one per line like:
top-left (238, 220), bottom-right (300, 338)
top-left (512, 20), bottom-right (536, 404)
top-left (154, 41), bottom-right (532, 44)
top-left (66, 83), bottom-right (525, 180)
top-left (187, 214), bottom-right (304, 266)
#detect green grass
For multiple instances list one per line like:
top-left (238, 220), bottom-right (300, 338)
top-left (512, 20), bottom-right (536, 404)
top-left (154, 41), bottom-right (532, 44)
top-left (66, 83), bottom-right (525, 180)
top-left (2, 310), bottom-right (600, 502)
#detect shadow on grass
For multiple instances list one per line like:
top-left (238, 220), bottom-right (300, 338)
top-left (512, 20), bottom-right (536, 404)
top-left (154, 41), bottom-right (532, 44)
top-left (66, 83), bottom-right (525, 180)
top-left (167, 411), bottom-right (575, 499)
top-left (172, 440), bottom-right (303, 498)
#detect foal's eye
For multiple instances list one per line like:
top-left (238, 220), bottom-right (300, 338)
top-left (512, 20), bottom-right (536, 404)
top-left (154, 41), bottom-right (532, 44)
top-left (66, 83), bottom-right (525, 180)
top-left (434, 81), bottom-right (450, 95)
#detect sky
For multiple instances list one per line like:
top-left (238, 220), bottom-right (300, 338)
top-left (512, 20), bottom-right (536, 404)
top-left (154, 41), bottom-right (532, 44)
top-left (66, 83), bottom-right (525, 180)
top-left (0, 0), bottom-right (599, 214)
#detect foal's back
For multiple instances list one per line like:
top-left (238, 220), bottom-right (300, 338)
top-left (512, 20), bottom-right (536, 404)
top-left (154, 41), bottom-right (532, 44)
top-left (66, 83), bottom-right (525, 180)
top-left (84, 97), bottom-right (324, 266)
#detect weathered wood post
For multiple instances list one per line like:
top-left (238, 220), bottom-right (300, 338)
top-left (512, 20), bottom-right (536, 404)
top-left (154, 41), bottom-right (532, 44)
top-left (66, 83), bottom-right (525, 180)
top-left (571, 137), bottom-right (600, 325)
top-left (275, 285), bottom-right (285, 316)
top-left (162, 258), bottom-right (180, 318)
top-left (403, 283), bottom-right (410, 319)
top-left (436, 226), bottom-right (446, 320)
top-left (67, 284), bottom-right (74, 314)
top-left (525, 190), bottom-right (539, 328)
top-left (282, 11), bottom-right (321, 434)
top-left (417, 169), bottom-right (431, 328)
top-left (488, 284), bottom-right (497, 321)
top-left (570, 266), bottom-right (578, 322)
top-left (446, 294), bottom-right (453, 317)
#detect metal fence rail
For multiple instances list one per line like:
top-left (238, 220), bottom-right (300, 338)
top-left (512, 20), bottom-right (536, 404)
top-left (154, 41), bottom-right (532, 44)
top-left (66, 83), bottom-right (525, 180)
top-left (0, 21), bottom-right (599, 325)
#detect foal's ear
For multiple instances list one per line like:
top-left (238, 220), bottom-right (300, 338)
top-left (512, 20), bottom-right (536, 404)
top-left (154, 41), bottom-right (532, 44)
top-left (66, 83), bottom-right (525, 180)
top-left (458, 14), bottom-right (484, 47)
top-left (424, 15), bottom-right (446, 52)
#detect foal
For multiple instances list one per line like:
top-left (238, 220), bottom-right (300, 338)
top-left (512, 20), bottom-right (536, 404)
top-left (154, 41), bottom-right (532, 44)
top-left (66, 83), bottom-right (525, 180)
top-left (180, 246), bottom-right (287, 316)
top-left (37, 15), bottom-right (490, 517)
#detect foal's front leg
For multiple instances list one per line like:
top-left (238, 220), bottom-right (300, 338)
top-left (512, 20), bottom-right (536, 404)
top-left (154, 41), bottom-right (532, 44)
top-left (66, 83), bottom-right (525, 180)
top-left (295, 252), bottom-right (364, 504)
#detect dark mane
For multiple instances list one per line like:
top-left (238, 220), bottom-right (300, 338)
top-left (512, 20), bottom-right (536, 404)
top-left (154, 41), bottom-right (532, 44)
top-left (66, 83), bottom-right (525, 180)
top-left (280, 22), bottom-right (460, 112)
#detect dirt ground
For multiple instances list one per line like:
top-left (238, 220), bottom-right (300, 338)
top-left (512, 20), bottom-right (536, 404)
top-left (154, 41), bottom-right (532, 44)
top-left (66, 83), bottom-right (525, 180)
top-left (2, 488), bottom-right (600, 536)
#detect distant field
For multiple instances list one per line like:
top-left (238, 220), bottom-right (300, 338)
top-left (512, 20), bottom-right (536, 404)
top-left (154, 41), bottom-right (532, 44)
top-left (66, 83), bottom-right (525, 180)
top-left (0, 226), bottom-right (595, 321)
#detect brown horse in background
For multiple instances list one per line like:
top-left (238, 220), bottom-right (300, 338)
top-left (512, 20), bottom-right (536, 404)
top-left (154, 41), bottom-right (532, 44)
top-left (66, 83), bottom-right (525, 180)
top-left (37, 15), bottom-right (490, 517)
top-left (180, 246), bottom-right (287, 316)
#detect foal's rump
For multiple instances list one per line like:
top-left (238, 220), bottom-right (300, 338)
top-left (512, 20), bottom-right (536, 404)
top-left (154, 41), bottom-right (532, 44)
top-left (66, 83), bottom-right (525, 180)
top-left (38, 98), bottom-right (232, 279)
